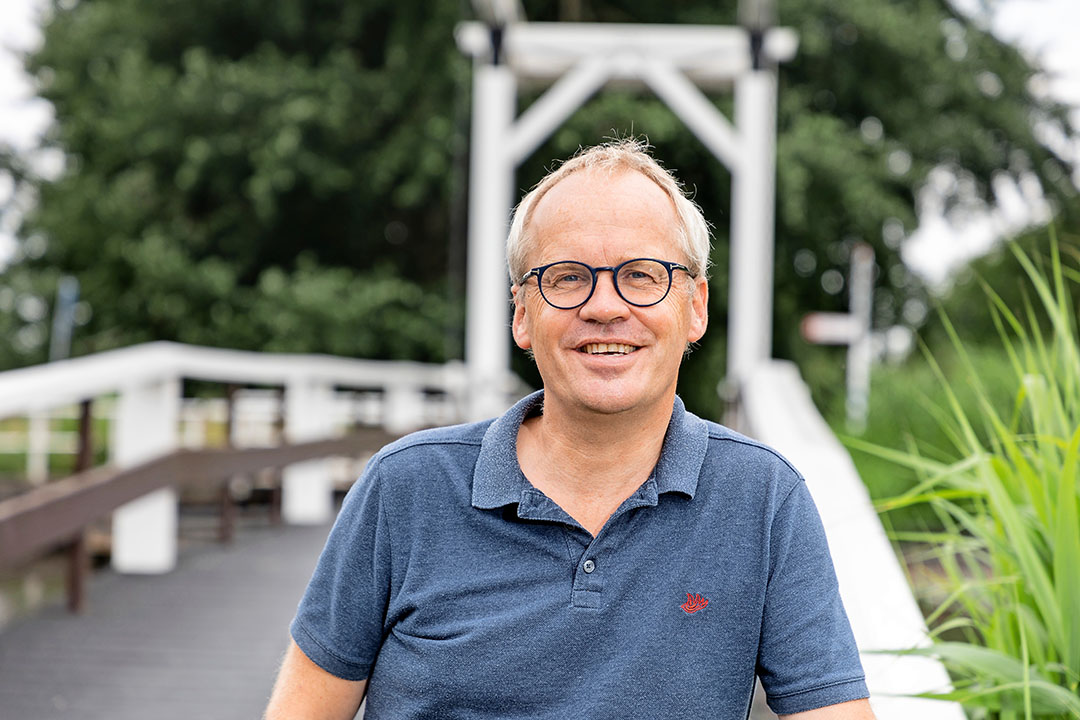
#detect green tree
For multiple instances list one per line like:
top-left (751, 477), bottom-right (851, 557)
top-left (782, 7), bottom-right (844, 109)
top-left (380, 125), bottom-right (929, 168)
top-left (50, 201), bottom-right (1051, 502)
top-left (1, 0), bottom-right (468, 367)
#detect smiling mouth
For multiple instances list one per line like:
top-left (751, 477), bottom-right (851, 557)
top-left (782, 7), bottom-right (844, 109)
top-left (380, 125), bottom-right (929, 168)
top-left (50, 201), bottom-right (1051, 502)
top-left (579, 343), bottom-right (639, 355)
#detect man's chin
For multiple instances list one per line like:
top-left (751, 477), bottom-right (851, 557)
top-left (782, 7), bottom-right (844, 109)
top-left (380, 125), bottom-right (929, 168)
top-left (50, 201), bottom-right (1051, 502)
top-left (558, 385), bottom-right (662, 417)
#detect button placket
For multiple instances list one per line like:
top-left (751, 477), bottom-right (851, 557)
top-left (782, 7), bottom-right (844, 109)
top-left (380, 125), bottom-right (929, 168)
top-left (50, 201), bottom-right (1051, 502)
top-left (570, 534), bottom-right (607, 608)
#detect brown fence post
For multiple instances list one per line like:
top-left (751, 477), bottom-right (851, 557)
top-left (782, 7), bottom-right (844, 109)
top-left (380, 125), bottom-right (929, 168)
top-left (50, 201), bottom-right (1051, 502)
top-left (220, 385), bottom-right (239, 542)
top-left (268, 387), bottom-right (286, 525)
top-left (218, 484), bottom-right (235, 544)
top-left (66, 532), bottom-right (88, 614)
top-left (76, 399), bottom-right (93, 473)
top-left (65, 398), bottom-right (95, 613)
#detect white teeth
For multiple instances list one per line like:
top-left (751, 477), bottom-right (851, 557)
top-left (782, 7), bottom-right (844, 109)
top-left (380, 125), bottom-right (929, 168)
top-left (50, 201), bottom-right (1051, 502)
top-left (582, 343), bottom-right (636, 355)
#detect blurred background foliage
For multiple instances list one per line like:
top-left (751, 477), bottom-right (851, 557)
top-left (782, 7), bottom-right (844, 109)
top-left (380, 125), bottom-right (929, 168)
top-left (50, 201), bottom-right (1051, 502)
top-left (0, 0), bottom-right (1077, 421)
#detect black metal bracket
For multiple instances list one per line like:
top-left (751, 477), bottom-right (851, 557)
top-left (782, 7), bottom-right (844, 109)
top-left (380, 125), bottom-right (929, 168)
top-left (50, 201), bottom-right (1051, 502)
top-left (749, 28), bottom-right (765, 71)
top-left (489, 23), bottom-right (505, 66)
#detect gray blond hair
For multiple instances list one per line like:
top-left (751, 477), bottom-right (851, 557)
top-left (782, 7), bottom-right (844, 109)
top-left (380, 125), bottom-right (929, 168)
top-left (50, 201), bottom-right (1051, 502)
top-left (506, 139), bottom-right (712, 284)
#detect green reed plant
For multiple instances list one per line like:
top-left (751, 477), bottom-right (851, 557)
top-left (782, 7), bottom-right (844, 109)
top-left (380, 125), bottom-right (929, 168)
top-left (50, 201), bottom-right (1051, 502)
top-left (847, 236), bottom-right (1080, 719)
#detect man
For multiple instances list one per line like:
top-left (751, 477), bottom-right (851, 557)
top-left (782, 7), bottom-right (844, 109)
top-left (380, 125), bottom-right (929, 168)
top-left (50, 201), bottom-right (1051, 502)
top-left (266, 140), bottom-right (876, 719)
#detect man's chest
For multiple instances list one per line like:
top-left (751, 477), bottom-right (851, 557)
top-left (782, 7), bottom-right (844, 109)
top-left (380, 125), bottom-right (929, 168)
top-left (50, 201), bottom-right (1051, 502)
top-left (366, 505), bottom-right (769, 718)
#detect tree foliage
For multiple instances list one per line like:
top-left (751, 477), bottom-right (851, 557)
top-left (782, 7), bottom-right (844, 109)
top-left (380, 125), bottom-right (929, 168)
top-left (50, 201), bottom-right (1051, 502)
top-left (0, 0), bottom-right (1075, 415)
top-left (1, 0), bottom-right (468, 367)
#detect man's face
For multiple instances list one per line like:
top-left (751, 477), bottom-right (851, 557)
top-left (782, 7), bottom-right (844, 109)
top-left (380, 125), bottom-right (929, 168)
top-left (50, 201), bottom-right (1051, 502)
top-left (511, 168), bottom-right (708, 417)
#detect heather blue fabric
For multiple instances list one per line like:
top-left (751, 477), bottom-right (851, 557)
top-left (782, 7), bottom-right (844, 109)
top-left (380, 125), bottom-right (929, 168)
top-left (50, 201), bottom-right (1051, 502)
top-left (291, 391), bottom-right (868, 718)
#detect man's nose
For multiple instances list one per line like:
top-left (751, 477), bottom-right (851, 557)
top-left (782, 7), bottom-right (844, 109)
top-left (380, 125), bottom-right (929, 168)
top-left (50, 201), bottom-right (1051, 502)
top-left (579, 271), bottom-right (629, 322)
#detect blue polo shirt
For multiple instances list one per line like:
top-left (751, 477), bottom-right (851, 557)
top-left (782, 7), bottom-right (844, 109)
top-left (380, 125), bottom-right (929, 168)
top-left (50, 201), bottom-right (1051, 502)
top-left (291, 391), bottom-right (868, 718)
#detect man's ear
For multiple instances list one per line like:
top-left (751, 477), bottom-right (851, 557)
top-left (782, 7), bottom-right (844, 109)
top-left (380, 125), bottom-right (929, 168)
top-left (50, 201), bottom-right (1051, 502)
top-left (511, 285), bottom-right (532, 350)
top-left (687, 276), bottom-right (708, 343)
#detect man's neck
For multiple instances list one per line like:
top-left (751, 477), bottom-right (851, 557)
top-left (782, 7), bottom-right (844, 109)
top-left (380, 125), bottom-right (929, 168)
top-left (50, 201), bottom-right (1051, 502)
top-left (516, 392), bottom-right (676, 535)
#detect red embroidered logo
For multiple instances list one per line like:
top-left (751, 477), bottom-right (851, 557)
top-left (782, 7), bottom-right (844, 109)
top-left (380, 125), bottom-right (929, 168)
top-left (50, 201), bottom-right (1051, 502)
top-left (680, 592), bottom-right (709, 614)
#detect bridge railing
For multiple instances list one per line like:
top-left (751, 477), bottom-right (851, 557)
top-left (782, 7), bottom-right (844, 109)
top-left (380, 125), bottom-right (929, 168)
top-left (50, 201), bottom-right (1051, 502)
top-left (741, 360), bottom-right (964, 720)
top-left (0, 342), bottom-right (528, 580)
top-left (0, 429), bottom-right (399, 613)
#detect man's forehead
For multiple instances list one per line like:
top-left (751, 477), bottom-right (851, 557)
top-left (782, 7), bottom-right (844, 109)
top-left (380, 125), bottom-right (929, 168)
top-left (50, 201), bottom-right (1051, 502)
top-left (530, 167), bottom-right (678, 226)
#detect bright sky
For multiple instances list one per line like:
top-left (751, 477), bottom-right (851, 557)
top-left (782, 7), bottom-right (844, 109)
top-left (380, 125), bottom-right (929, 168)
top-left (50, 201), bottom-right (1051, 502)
top-left (0, 0), bottom-right (1078, 285)
top-left (0, 0), bottom-right (49, 267)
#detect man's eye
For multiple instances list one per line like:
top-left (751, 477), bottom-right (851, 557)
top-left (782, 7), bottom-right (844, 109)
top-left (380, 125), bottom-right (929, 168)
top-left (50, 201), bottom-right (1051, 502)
top-left (552, 273), bottom-right (583, 284)
top-left (624, 270), bottom-right (662, 283)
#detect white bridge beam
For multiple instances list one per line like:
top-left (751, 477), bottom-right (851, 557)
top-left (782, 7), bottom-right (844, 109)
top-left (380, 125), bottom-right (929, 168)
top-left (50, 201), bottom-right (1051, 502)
top-left (638, 59), bottom-right (743, 173)
top-left (508, 54), bottom-right (614, 165)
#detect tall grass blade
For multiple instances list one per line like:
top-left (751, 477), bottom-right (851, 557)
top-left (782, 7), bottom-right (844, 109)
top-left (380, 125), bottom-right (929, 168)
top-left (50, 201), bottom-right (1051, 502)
top-left (1054, 427), bottom-right (1080, 677)
top-left (861, 237), bottom-right (1080, 718)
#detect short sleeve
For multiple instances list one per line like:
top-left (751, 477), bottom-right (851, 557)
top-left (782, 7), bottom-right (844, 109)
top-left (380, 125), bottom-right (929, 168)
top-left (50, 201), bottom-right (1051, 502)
top-left (290, 460), bottom-right (392, 681)
top-left (757, 479), bottom-right (869, 715)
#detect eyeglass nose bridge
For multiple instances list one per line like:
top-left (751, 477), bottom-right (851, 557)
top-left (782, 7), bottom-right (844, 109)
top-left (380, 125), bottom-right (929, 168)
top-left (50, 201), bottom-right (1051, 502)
top-left (582, 265), bottom-right (623, 306)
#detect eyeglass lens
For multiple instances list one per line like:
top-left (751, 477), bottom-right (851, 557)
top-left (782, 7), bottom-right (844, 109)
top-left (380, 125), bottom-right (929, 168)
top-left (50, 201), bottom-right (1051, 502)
top-left (539, 260), bottom-right (673, 309)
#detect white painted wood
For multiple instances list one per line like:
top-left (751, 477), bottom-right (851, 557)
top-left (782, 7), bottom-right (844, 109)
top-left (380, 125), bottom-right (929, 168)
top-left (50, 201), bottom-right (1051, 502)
top-left (846, 244), bottom-right (875, 432)
top-left (0, 343), bottom-right (475, 421)
top-left (111, 377), bottom-right (181, 574)
top-left (383, 385), bottom-right (427, 435)
top-left (727, 70), bottom-right (777, 386)
top-left (801, 312), bottom-right (862, 344)
top-left (507, 54), bottom-right (613, 165)
top-left (639, 59), bottom-right (743, 172)
top-left (742, 360), bottom-right (965, 720)
top-left (26, 412), bottom-right (49, 485)
top-left (798, 244), bottom-right (876, 431)
top-left (456, 22), bottom-right (798, 87)
top-left (111, 488), bottom-right (179, 573)
top-left (0, 343), bottom-right (179, 418)
top-left (465, 63), bottom-right (518, 422)
top-left (282, 378), bottom-right (337, 525)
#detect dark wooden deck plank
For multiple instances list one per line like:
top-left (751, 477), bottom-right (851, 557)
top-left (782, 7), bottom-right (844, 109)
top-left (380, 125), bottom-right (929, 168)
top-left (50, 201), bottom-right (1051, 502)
top-left (0, 517), bottom-right (331, 720)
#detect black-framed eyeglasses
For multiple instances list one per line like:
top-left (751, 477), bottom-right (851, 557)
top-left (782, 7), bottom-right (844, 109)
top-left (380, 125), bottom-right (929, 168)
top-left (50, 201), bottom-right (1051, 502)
top-left (518, 258), bottom-right (694, 310)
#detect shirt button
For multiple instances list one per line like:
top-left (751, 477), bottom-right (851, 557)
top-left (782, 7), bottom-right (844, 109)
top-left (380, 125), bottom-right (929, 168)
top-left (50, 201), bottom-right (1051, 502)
top-left (583, 559), bottom-right (596, 573)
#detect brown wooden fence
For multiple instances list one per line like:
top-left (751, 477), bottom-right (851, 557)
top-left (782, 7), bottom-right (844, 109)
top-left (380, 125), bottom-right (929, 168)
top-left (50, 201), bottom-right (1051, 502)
top-left (0, 428), bottom-right (398, 613)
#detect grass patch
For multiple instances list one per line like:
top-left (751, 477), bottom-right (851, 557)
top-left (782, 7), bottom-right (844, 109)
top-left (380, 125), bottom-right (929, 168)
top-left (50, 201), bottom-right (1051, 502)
top-left (847, 236), bottom-right (1080, 719)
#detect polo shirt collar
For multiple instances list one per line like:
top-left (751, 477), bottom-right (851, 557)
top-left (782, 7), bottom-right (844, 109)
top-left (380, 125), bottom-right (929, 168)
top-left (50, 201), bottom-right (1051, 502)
top-left (471, 391), bottom-right (542, 510)
top-left (471, 390), bottom-right (709, 510)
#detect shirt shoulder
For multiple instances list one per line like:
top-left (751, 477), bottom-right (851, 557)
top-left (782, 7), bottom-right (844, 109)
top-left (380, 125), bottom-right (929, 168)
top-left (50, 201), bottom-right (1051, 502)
top-left (350, 420), bottom-right (494, 515)
top-left (372, 419), bottom-right (492, 464)
top-left (698, 418), bottom-right (806, 498)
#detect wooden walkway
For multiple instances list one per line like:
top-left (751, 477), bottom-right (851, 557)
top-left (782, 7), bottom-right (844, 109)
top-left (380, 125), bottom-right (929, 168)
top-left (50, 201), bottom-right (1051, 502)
top-left (0, 513), bottom-right (332, 720)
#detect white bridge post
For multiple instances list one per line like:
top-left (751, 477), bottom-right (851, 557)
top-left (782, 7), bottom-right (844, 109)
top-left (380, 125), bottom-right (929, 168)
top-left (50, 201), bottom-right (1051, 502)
top-left (727, 66), bottom-right (778, 389)
top-left (282, 378), bottom-right (336, 524)
top-left (111, 377), bottom-right (181, 573)
top-left (465, 42), bottom-right (517, 422)
top-left (384, 384), bottom-right (426, 435)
